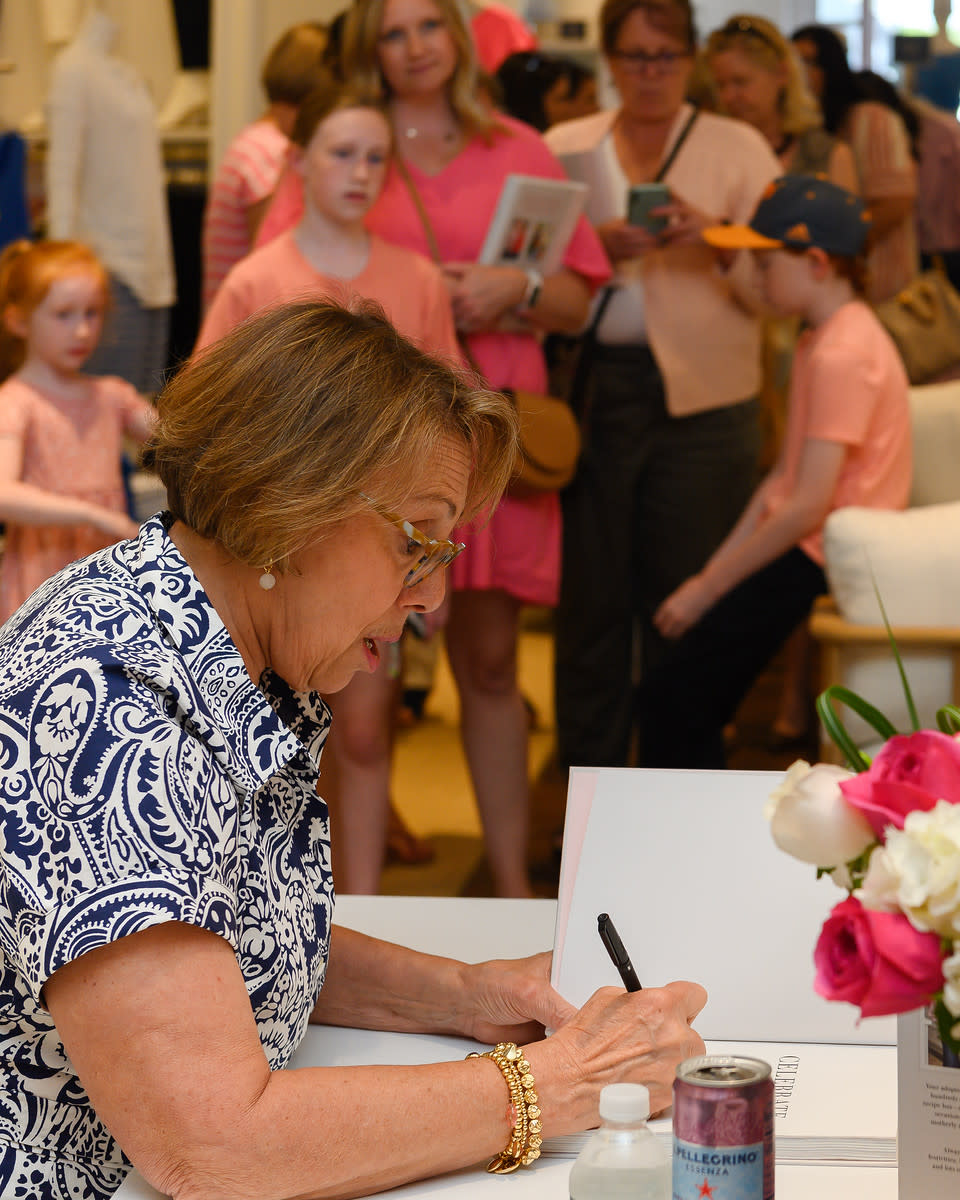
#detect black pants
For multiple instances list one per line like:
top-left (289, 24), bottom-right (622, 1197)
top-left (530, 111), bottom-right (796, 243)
top-left (638, 545), bottom-right (828, 768)
top-left (554, 344), bottom-right (761, 768)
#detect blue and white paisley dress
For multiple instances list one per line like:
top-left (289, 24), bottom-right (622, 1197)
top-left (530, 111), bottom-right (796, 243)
top-left (0, 514), bottom-right (334, 1198)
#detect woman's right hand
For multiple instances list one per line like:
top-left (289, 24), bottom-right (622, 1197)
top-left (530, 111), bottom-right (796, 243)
top-left (596, 218), bottom-right (662, 265)
top-left (526, 980), bottom-right (707, 1129)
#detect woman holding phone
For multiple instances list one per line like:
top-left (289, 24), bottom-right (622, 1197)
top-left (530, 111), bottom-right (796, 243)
top-left (545, 0), bottom-right (780, 771)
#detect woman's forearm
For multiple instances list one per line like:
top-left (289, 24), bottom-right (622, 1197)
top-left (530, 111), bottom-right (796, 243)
top-left (157, 1056), bottom-right (515, 1200)
top-left (310, 925), bottom-right (472, 1034)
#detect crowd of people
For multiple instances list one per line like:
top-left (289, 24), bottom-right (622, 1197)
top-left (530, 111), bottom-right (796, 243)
top-left (0, 1), bottom-right (939, 1194)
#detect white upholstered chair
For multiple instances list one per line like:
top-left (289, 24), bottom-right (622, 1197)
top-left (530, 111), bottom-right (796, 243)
top-left (810, 379), bottom-right (960, 762)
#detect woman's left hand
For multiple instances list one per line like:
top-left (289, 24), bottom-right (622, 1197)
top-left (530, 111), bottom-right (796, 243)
top-left (653, 574), bottom-right (715, 639)
top-left (460, 952), bottom-right (577, 1044)
top-left (442, 262), bottom-right (526, 333)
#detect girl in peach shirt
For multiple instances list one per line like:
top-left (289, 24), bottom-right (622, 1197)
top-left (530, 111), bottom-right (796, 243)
top-left (196, 75), bottom-right (461, 896)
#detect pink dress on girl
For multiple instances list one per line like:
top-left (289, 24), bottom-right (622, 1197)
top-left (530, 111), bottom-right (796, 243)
top-left (0, 376), bottom-right (152, 622)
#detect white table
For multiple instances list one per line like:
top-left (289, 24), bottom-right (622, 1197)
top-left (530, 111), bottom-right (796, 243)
top-left (114, 896), bottom-right (897, 1200)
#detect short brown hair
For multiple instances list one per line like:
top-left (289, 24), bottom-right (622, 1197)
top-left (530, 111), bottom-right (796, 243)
top-left (600, 0), bottom-right (698, 53)
top-left (143, 301), bottom-right (518, 571)
top-left (261, 22), bottom-right (330, 106)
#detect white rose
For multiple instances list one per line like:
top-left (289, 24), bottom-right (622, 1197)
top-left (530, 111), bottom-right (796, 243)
top-left (766, 760), bottom-right (874, 868)
top-left (858, 844), bottom-right (904, 913)
top-left (870, 801), bottom-right (960, 939)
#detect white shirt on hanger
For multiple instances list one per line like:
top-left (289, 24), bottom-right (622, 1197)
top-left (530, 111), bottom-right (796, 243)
top-left (45, 9), bottom-right (175, 308)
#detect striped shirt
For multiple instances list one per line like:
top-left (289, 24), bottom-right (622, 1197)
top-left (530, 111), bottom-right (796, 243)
top-left (201, 119), bottom-right (289, 311)
top-left (843, 101), bottom-right (919, 303)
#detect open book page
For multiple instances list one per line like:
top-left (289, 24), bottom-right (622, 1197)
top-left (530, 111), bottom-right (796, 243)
top-left (542, 1039), bottom-right (897, 1165)
top-left (552, 768), bottom-right (896, 1045)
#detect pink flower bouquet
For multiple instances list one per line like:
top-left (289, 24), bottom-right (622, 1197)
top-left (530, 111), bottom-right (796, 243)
top-left (766, 673), bottom-right (960, 1055)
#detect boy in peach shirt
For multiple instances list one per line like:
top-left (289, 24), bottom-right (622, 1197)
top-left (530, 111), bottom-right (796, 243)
top-left (639, 176), bottom-right (911, 768)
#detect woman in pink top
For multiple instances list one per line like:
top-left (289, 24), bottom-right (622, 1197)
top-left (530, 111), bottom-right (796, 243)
top-left (0, 240), bottom-right (154, 624)
top-left (340, 0), bottom-right (609, 896)
top-left (196, 77), bottom-right (461, 895)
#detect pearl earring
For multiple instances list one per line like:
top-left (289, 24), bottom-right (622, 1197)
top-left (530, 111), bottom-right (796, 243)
top-left (259, 565), bottom-right (277, 590)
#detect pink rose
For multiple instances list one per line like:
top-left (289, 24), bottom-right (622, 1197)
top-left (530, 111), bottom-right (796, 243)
top-left (814, 895), bottom-right (945, 1018)
top-left (839, 730), bottom-right (960, 840)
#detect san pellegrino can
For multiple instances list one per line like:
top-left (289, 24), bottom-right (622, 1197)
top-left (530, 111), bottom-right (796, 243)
top-left (672, 1055), bottom-right (774, 1199)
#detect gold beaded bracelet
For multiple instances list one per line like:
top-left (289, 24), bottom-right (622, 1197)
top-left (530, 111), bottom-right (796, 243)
top-left (466, 1041), bottom-right (543, 1173)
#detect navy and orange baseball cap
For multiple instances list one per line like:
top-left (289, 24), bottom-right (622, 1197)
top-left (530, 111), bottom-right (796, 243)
top-left (702, 175), bottom-right (871, 256)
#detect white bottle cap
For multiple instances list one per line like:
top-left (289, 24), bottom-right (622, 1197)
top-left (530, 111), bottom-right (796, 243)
top-left (599, 1083), bottom-right (651, 1122)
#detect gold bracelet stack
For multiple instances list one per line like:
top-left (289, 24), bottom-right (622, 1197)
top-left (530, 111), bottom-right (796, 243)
top-left (466, 1041), bottom-right (543, 1173)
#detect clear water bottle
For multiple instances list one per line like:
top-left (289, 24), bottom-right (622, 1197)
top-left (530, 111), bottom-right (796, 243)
top-left (569, 1083), bottom-right (670, 1200)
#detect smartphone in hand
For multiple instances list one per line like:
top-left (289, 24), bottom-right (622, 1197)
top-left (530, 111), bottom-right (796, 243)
top-left (627, 183), bottom-right (671, 234)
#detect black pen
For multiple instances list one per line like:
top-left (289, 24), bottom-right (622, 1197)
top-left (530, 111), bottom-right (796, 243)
top-left (597, 912), bottom-right (642, 992)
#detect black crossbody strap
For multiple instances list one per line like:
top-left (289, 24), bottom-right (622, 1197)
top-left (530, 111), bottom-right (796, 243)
top-left (568, 108), bottom-right (699, 417)
top-left (653, 106), bottom-right (699, 182)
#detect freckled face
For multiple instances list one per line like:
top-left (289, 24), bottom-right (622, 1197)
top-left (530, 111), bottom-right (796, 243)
top-left (11, 271), bottom-right (106, 376)
top-left (296, 107), bottom-right (392, 225)
top-left (260, 435), bottom-right (471, 694)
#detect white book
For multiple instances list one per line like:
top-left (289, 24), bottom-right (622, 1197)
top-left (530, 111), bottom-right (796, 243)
top-left (552, 768), bottom-right (897, 1045)
top-left (477, 173), bottom-right (587, 277)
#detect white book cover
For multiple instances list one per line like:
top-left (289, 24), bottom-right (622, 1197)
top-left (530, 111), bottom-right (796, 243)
top-left (897, 1009), bottom-right (960, 1197)
top-left (552, 768), bottom-right (897, 1045)
top-left (477, 174), bottom-right (587, 277)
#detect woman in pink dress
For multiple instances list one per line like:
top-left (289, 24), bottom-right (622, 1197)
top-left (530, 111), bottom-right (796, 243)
top-left (0, 240), bottom-right (154, 624)
top-left (339, 0), bottom-right (610, 896)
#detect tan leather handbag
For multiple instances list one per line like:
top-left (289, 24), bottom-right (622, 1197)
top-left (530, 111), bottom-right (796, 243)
top-left (501, 387), bottom-right (581, 495)
top-left (874, 265), bottom-right (960, 384)
top-left (394, 156), bottom-right (580, 495)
